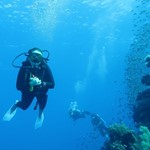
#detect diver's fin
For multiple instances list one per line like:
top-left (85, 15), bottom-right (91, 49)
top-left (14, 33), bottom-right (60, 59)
top-left (3, 100), bottom-right (18, 121)
top-left (35, 110), bottom-right (44, 129)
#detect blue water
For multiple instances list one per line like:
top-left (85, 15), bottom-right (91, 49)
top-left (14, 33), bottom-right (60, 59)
top-left (0, 0), bottom-right (144, 150)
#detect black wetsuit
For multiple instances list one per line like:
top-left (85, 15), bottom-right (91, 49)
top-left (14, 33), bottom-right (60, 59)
top-left (16, 60), bottom-right (55, 110)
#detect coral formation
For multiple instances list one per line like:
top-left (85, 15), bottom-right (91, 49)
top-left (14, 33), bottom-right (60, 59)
top-left (138, 126), bottom-right (150, 149)
top-left (101, 124), bottom-right (150, 150)
top-left (101, 124), bottom-right (136, 150)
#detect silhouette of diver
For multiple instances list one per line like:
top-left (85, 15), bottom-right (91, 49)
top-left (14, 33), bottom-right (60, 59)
top-left (68, 101), bottom-right (90, 121)
top-left (68, 101), bottom-right (108, 137)
top-left (91, 113), bottom-right (108, 137)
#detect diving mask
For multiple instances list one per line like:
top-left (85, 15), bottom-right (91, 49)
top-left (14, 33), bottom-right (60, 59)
top-left (28, 49), bottom-right (43, 63)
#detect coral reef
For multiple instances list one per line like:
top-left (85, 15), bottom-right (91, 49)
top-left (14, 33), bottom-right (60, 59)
top-left (101, 124), bottom-right (136, 150)
top-left (138, 126), bottom-right (150, 149)
top-left (101, 124), bottom-right (150, 150)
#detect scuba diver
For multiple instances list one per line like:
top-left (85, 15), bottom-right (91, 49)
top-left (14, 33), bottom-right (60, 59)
top-left (3, 48), bottom-right (55, 129)
top-left (68, 101), bottom-right (91, 121)
top-left (68, 101), bottom-right (108, 137)
top-left (91, 114), bottom-right (108, 137)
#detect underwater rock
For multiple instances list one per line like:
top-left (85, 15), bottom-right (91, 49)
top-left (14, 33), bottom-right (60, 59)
top-left (133, 88), bottom-right (150, 129)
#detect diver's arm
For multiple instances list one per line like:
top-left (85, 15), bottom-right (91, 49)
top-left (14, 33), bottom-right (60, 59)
top-left (16, 61), bottom-right (32, 92)
top-left (38, 65), bottom-right (55, 92)
top-left (46, 66), bottom-right (55, 88)
top-left (84, 111), bottom-right (91, 116)
top-left (16, 67), bottom-right (29, 91)
top-left (43, 66), bottom-right (55, 88)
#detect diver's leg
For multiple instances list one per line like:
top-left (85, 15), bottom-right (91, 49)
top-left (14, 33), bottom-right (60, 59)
top-left (3, 93), bottom-right (34, 121)
top-left (35, 94), bottom-right (47, 129)
top-left (17, 92), bottom-right (34, 110)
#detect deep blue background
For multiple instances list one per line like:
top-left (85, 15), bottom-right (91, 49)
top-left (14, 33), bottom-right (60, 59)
top-left (0, 1), bottom-right (135, 150)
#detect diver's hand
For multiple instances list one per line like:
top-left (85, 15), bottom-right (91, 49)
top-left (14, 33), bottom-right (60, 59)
top-left (29, 77), bottom-right (41, 86)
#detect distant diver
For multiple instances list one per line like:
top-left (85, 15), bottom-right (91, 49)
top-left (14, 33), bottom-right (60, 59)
top-left (91, 113), bottom-right (108, 137)
top-left (3, 48), bottom-right (55, 129)
top-left (68, 101), bottom-right (108, 137)
top-left (68, 101), bottom-right (90, 121)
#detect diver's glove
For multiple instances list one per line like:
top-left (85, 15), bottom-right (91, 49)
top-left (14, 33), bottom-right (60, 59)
top-left (29, 77), bottom-right (41, 86)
